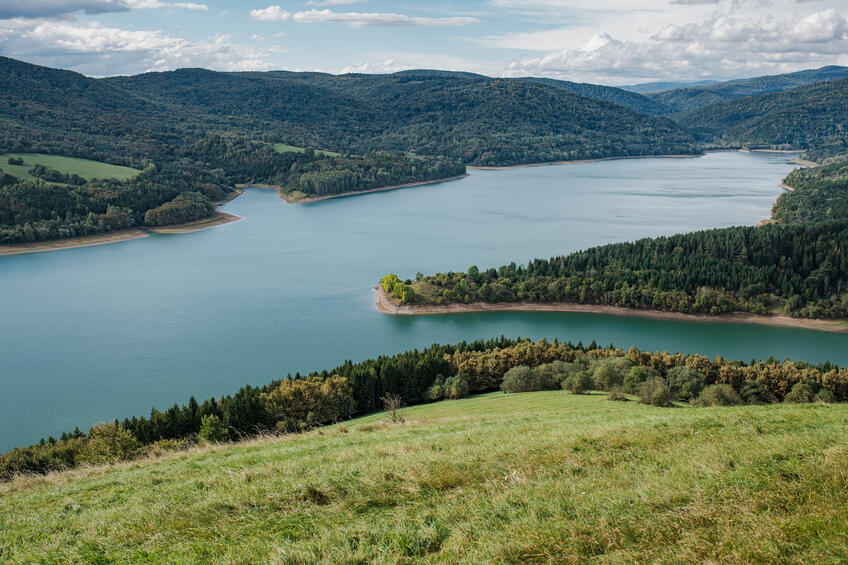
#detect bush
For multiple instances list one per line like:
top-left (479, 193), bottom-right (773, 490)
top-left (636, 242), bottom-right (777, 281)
top-left (593, 357), bottom-right (631, 391)
top-left (815, 389), bottom-right (836, 403)
top-left (624, 366), bottom-right (656, 394)
top-left (639, 377), bottom-right (671, 407)
top-left (784, 382), bottom-right (815, 403)
top-left (562, 370), bottom-right (594, 394)
top-left (444, 374), bottom-right (469, 399)
top-left (501, 366), bottom-right (541, 393)
top-left (425, 377), bottom-right (446, 402)
top-left (382, 393), bottom-right (404, 423)
top-left (607, 388), bottom-right (630, 401)
top-left (144, 438), bottom-right (189, 456)
top-left (199, 414), bottom-right (227, 442)
top-left (694, 384), bottom-right (743, 407)
top-left (666, 366), bottom-right (705, 401)
top-left (739, 379), bottom-right (773, 404)
top-left (7, 156), bottom-right (23, 165)
top-left (79, 423), bottom-right (140, 464)
top-left (535, 360), bottom-right (572, 388)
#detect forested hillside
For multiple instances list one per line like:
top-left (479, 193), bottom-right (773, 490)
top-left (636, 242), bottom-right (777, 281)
top-left (520, 77), bottom-right (666, 115)
top-left (773, 154), bottom-right (848, 223)
top-left (1, 57), bottom-right (698, 168)
top-left (403, 220), bottom-right (848, 319)
top-left (190, 136), bottom-right (466, 197)
top-left (650, 66), bottom-right (848, 114)
top-left (674, 79), bottom-right (848, 153)
top-left (0, 163), bottom-right (233, 243)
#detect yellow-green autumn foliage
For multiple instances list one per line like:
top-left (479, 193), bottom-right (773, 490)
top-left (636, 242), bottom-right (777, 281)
top-left (380, 273), bottom-right (415, 304)
top-left (447, 339), bottom-right (848, 400)
top-left (261, 375), bottom-right (355, 432)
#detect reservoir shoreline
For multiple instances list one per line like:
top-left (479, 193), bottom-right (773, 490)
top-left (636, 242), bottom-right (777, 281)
top-left (1, 150), bottom-right (806, 256)
top-left (0, 210), bottom-right (243, 256)
top-left (375, 288), bottom-right (848, 334)
top-left (240, 174), bottom-right (469, 204)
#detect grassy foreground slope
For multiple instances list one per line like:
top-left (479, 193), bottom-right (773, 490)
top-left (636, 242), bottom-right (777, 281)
top-left (3, 392), bottom-right (848, 563)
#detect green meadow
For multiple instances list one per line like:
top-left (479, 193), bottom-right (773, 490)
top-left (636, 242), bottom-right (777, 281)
top-left (0, 153), bottom-right (141, 183)
top-left (2, 391), bottom-right (847, 563)
top-left (272, 143), bottom-right (340, 157)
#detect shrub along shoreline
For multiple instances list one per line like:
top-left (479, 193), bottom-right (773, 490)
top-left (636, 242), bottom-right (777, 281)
top-left (3, 337), bottom-right (846, 481)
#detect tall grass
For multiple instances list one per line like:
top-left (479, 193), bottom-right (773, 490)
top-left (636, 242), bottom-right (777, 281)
top-left (2, 391), bottom-right (847, 563)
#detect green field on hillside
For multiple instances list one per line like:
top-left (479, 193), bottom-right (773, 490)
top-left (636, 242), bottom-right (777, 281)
top-left (272, 143), bottom-right (340, 157)
top-left (0, 153), bottom-right (141, 183)
top-left (3, 391), bottom-right (847, 563)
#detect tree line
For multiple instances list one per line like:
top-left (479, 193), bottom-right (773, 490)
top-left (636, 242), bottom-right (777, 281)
top-left (188, 136), bottom-right (466, 198)
top-left (408, 219), bottom-right (848, 319)
top-left (0, 137), bottom-right (467, 243)
top-left (0, 163), bottom-right (231, 244)
top-left (3, 336), bottom-right (846, 481)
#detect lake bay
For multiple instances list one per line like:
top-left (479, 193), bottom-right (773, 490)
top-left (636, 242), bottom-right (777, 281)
top-left (2, 151), bottom-right (844, 450)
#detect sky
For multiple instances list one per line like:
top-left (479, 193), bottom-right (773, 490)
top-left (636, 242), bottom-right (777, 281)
top-left (0, 0), bottom-right (846, 85)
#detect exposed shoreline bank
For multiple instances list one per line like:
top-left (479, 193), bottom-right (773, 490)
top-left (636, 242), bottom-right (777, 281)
top-left (467, 153), bottom-right (702, 171)
top-left (240, 174), bottom-right (469, 204)
top-left (0, 207), bottom-right (243, 257)
top-left (375, 288), bottom-right (848, 334)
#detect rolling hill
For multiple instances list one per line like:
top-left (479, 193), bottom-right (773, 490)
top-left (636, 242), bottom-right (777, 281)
top-left (519, 77), bottom-right (667, 115)
top-left (1, 56), bottom-right (698, 167)
top-left (674, 78), bottom-right (848, 152)
top-left (650, 66), bottom-right (848, 115)
top-left (3, 391), bottom-right (846, 562)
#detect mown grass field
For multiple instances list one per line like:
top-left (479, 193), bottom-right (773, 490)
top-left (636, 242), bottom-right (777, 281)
top-left (2, 392), bottom-right (847, 563)
top-left (0, 153), bottom-right (141, 183)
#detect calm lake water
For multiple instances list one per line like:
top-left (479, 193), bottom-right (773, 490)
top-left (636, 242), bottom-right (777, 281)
top-left (2, 151), bottom-right (846, 450)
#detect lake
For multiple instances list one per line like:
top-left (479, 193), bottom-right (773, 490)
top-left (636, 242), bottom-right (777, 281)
top-left (2, 151), bottom-right (846, 450)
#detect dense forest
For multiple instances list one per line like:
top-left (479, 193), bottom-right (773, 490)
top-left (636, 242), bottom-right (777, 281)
top-left (519, 77), bottom-right (667, 116)
top-left (188, 136), bottom-right (466, 198)
top-left (3, 336), bottom-right (847, 480)
top-left (675, 79), bottom-right (848, 153)
top-left (0, 144), bottom-right (466, 242)
top-left (402, 219), bottom-right (848, 319)
top-left (649, 66), bottom-right (848, 115)
top-left (1, 57), bottom-right (698, 168)
top-left (773, 154), bottom-right (848, 223)
top-left (0, 163), bottom-right (232, 243)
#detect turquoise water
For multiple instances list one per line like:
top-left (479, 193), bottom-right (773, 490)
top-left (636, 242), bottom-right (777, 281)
top-left (2, 151), bottom-right (845, 450)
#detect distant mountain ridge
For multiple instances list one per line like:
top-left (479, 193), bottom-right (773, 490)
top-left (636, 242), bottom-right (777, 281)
top-left (675, 78), bottom-right (848, 155)
top-left (648, 66), bottom-right (848, 115)
top-left (622, 79), bottom-right (720, 94)
top-left (2, 56), bottom-right (846, 167)
top-left (0, 56), bottom-right (697, 167)
top-left (518, 77), bottom-right (666, 116)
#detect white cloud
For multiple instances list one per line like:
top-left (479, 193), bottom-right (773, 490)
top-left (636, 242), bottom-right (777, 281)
top-left (171, 2), bottom-right (207, 10)
top-left (124, 0), bottom-right (207, 10)
top-left (249, 6), bottom-right (290, 21)
top-left (306, 0), bottom-right (367, 5)
top-left (790, 8), bottom-right (847, 41)
top-left (0, 18), bottom-right (274, 74)
top-left (490, 1), bottom-right (848, 83)
top-left (250, 6), bottom-right (479, 27)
